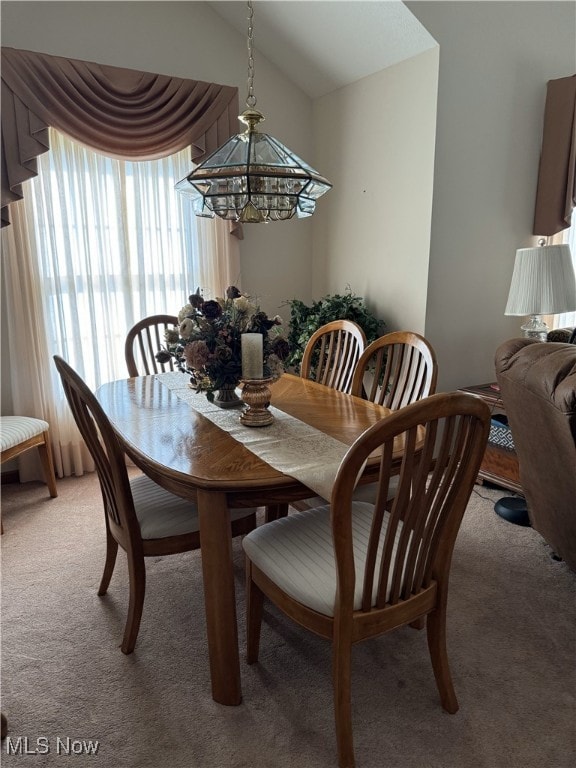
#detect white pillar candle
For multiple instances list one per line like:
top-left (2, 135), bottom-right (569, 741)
top-left (241, 333), bottom-right (263, 379)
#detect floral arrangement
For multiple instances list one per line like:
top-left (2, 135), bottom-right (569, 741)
top-left (156, 286), bottom-right (290, 400)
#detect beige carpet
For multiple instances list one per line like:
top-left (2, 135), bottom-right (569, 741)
top-left (1, 473), bottom-right (574, 768)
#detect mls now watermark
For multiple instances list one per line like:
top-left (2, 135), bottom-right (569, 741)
top-left (5, 736), bottom-right (100, 756)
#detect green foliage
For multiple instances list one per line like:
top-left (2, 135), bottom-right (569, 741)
top-left (283, 289), bottom-right (385, 373)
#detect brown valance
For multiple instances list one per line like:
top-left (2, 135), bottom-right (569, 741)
top-left (533, 74), bottom-right (576, 236)
top-left (1, 46), bottom-right (240, 227)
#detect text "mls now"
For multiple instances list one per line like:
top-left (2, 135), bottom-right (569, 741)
top-left (5, 736), bottom-right (100, 755)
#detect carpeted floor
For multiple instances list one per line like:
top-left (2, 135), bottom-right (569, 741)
top-left (1, 473), bottom-right (575, 768)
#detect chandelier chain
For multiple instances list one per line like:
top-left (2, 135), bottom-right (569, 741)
top-left (175, 0), bottom-right (331, 222)
top-left (246, 1), bottom-right (257, 108)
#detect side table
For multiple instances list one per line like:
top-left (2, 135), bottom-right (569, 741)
top-left (458, 382), bottom-right (523, 495)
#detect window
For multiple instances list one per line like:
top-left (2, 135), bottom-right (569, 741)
top-left (25, 129), bottom-right (235, 389)
top-left (555, 222), bottom-right (576, 329)
top-left (2, 128), bottom-right (237, 477)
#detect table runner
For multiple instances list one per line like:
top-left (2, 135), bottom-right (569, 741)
top-left (156, 372), bottom-right (352, 501)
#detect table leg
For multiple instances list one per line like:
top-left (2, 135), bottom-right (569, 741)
top-left (197, 489), bottom-right (242, 706)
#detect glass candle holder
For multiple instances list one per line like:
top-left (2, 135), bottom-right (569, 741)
top-left (240, 378), bottom-right (275, 427)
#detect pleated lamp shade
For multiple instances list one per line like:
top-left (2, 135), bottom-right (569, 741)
top-left (505, 244), bottom-right (576, 316)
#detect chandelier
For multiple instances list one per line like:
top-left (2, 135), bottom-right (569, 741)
top-left (175, 1), bottom-right (332, 223)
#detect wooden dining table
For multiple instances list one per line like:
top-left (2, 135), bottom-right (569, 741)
top-left (95, 372), bottom-right (408, 706)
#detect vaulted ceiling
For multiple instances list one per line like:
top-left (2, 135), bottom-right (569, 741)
top-left (208, 1), bottom-right (437, 99)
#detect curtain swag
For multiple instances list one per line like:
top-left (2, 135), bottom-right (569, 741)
top-left (1, 46), bottom-right (240, 229)
top-left (533, 74), bottom-right (576, 237)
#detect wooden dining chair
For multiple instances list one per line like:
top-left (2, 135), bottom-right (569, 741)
top-left (294, 330), bottom-right (436, 514)
top-left (0, 416), bottom-right (58, 499)
top-left (287, 319), bottom-right (367, 517)
top-left (53, 355), bottom-right (257, 654)
top-left (300, 320), bottom-right (367, 395)
top-left (124, 314), bottom-right (179, 377)
top-left (346, 330), bottom-right (439, 507)
top-left (243, 392), bottom-right (490, 768)
top-left (1, 415), bottom-right (58, 533)
top-left (351, 331), bottom-right (438, 408)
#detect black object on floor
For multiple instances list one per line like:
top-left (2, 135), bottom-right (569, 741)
top-left (494, 497), bottom-right (531, 527)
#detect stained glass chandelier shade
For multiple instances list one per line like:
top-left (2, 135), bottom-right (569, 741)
top-left (175, 2), bottom-right (331, 223)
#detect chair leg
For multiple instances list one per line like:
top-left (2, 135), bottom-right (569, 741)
top-left (121, 553), bottom-right (146, 655)
top-left (245, 559), bottom-right (264, 665)
top-left (264, 503), bottom-right (289, 523)
top-left (333, 634), bottom-right (355, 768)
top-left (409, 616), bottom-right (426, 630)
top-left (97, 530), bottom-right (119, 596)
top-left (38, 431), bottom-right (58, 498)
top-left (426, 604), bottom-right (458, 714)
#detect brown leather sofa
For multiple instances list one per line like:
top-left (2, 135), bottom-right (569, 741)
top-left (495, 338), bottom-right (576, 571)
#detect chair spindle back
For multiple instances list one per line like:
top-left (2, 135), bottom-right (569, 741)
top-left (351, 331), bottom-right (438, 409)
top-left (300, 320), bottom-right (366, 394)
top-left (125, 314), bottom-right (179, 377)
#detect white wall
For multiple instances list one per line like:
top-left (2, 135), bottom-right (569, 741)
top-left (0, 0), bottom-right (316, 318)
top-left (407, 1), bottom-right (576, 391)
top-left (312, 47), bottom-right (439, 333)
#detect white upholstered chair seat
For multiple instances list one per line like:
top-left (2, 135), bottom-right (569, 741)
top-left (354, 476), bottom-right (399, 503)
top-left (0, 416), bottom-right (50, 451)
top-left (291, 476), bottom-right (398, 513)
top-left (131, 474), bottom-right (256, 540)
top-left (0, 415), bottom-right (58, 506)
top-left (242, 502), bottom-right (404, 617)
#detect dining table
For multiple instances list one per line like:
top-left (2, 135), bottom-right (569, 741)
top-left (95, 371), bottom-right (412, 707)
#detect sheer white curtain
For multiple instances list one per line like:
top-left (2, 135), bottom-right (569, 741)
top-left (1, 129), bottom-right (239, 479)
top-left (554, 224), bottom-right (576, 329)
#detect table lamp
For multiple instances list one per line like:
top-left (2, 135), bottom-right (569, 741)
top-left (504, 241), bottom-right (576, 340)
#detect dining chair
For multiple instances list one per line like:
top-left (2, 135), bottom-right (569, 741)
top-left (288, 319), bottom-right (366, 517)
top-left (125, 314), bottom-right (179, 377)
top-left (0, 416), bottom-right (58, 533)
top-left (346, 331), bottom-right (439, 510)
top-left (300, 320), bottom-right (367, 395)
top-left (295, 331), bottom-right (438, 514)
top-left (350, 331), bottom-right (438, 408)
top-left (0, 416), bottom-right (58, 499)
top-left (53, 355), bottom-right (257, 654)
top-left (243, 392), bottom-right (490, 768)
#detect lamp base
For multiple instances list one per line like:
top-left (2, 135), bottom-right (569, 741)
top-left (494, 497), bottom-right (531, 527)
top-left (521, 314), bottom-right (548, 342)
